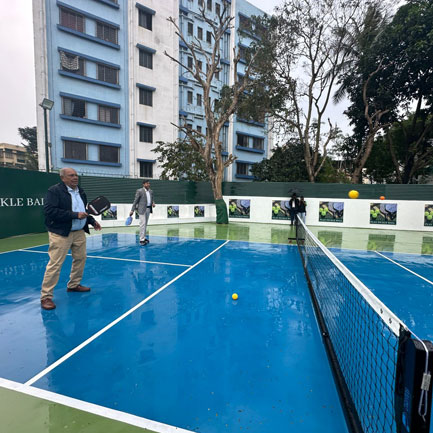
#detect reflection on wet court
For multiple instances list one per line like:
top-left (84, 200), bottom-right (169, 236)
top-left (0, 232), bottom-right (348, 433)
top-left (1, 223), bottom-right (433, 433)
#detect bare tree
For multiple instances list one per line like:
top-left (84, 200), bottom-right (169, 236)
top-left (164, 1), bottom-right (262, 221)
top-left (253, 0), bottom-right (367, 182)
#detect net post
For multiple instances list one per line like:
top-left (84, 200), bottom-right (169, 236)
top-left (395, 333), bottom-right (433, 433)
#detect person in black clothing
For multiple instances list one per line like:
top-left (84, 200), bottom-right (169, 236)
top-left (288, 193), bottom-right (300, 226)
top-left (298, 196), bottom-right (307, 223)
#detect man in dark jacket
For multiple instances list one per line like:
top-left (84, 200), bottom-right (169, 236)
top-left (40, 168), bottom-right (101, 310)
top-left (288, 193), bottom-right (300, 226)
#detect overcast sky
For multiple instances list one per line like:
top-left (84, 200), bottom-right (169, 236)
top-left (0, 0), bottom-right (353, 147)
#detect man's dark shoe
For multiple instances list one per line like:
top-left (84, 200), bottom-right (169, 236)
top-left (144, 239), bottom-right (150, 244)
top-left (140, 240), bottom-right (146, 246)
top-left (67, 284), bottom-right (91, 292)
top-left (41, 298), bottom-right (56, 310)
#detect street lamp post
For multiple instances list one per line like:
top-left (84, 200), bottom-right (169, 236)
top-left (39, 98), bottom-right (54, 173)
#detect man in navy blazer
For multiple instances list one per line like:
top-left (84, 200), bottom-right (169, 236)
top-left (41, 168), bottom-right (101, 310)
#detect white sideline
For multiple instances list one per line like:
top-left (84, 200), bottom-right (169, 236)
top-left (375, 250), bottom-right (433, 287)
top-left (0, 377), bottom-right (194, 433)
top-left (18, 249), bottom-right (190, 268)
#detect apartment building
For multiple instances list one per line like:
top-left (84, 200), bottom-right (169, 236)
top-left (0, 144), bottom-right (27, 169)
top-left (33, 0), bottom-right (270, 181)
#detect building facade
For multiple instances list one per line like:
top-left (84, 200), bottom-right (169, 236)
top-left (0, 144), bottom-right (27, 169)
top-left (33, 0), bottom-right (270, 181)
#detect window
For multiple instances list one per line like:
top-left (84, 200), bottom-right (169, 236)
top-left (62, 97), bottom-right (86, 118)
top-left (139, 88), bottom-right (153, 106)
top-left (237, 134), bottom-right (249, 147)
top-left (139, 10), bottom-right (152, 30)
top-left (17, 158), bottom-right (26, 163)
top-left (187, 91), bottom-right (193, 104)
top-left (198, 0), bottom-right (204, 6)
top-left (207, 0), bottom-right (212, 11)
top-left (253, 137), bottom-right (264, 150)
top-left (4, 150), bottom-right (13, 159)
top-left (198, 60), bottom-right (203, 71)
top-left (221, 125), bottom-right (228, 151)
top-left (188, 22), bottom-right (193, 36)
top-left (197, 94), bottom-right (202, 106)
top-left (96, 22), bottom-right (118, 44)
top-left (215, 3), bottom-right (220, 15)
top-left (139, 49), bottom-right (153, 69)
top-left (197, 27), bottom-right (203, 40)
top-left (139, 125), bottom-right (153, 143)
top-left (187, 56), bottom-right (193, 69)
top-left (215, 69), bottom-right (220, 80)
top-left (99, 145), bottom-right (119, 163)
top-left (236, 162), bottom-right (248, 175)
top-left (60, 8), bottom-right (84, 32)
top-left (60, 52), bottom-right (85, 75)
top-left (206, 31), bottom-right (212, 44)
top-left (223, 33), bottom-right (230, 59)
top-left (239, 15), bottom-right (251, 32)
top-left (223, 64), bottom-right (229, 85)
top-left (99, 105), bottom-right (119, 124)
top-left (239, 45), bottom-right (247, 61)
top-left (64, 140), bottom-right (87, 160)
top-left (97, 64), bottom-right (118, 84)
top-left (139, 161), bottom-right (153, 178)
top-left (197, 125), bottom-right (202, 133)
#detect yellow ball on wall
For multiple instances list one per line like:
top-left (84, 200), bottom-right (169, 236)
top-left (348, 190), bottom-right (359, 199)
top-left (232, 293), bottom-right (238, 300)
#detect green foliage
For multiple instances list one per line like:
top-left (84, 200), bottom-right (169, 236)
top-left (251, 142), bottom-right (309, 182)
top-left (152, 139), bottom-right (209, 182)
top-left (363, 136), bottom-right (397, 183)
top-left (316, 159), bottom-right (351, 184)
top-left (339, 0), bottom-right (433, 182)
top-left (18, 126), bottom-right (38, 170)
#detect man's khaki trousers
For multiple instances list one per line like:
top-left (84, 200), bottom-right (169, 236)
top-left (41, 230), bottom-right (87, 300)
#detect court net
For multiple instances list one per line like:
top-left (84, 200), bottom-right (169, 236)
top-left (295, 218), bottom-right (433, 433)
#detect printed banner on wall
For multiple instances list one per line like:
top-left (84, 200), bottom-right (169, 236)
top-left (167, 205), bottom-right (179, 218)
top-left (271, 200), bottom-right (290, 220)
top-left (101, 206), bottom-right (117, 220)
top-left (319, 201), bottom-right (344, 223)
top-left (370, 203), bottom-right (397, 225)
top-left (229, 199), bottom-right (250, 219)
top-left (424, 205), bottom-right (433, 226)
top-left (194, 206), bottom-right (205, 217)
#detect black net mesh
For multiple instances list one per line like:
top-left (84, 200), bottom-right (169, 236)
top-left (296, 220), bottom-right (403, 433)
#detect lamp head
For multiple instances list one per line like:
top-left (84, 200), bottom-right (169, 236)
top-left (40, 98), bottom-right (54, 110)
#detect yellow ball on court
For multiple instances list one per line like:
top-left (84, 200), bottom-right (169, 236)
top-left (348, 190), bottom-right (359, 199)
top-left (232, 293), bottom-right (238, 300)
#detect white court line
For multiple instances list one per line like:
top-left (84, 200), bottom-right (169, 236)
top-left (374, 250), bottom-right (433, 287)
top-left (24, 240), bottom-right (230, 386)
top-left (18, 249), bottom-right (190, 268)
top-left (0, 241), bottom-right (49, 255)
top-left (0, 377), bottom-right (194, 433)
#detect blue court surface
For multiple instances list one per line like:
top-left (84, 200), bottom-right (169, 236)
top-left (332, 248), bottom-right (433, 341)
top-left (0, 233), bottom-right (349, 433)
